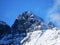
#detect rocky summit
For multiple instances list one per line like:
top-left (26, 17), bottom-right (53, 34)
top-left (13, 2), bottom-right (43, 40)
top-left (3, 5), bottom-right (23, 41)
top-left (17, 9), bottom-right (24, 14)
top-left (11, 11), bottom-right (45, 34)
top-left (0, 11), bottom-right (59, 45)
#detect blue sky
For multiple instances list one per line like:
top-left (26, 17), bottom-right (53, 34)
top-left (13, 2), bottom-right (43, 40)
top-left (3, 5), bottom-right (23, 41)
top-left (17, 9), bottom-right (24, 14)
top-left (0, 0), bottom-right (60, 27)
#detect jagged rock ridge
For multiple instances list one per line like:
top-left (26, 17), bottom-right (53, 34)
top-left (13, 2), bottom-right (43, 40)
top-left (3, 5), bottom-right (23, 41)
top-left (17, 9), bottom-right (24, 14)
top-left (11, 11), bottom-right (46, 33)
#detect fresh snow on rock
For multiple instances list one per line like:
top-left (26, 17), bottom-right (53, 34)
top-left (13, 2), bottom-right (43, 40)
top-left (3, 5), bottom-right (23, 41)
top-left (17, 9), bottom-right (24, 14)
top-left (20, 30), bottom-right (42, 45)
top-left (21, 29), bottom-right (60, 45)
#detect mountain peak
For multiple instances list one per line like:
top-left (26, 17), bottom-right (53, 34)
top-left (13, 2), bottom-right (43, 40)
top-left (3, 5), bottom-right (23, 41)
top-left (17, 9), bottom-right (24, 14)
top-left (12, 11), bottom-right (45, 34)
top-left (48, 22), bottom-right (56, 29)
top-left (17, 11), bottom-right (35, 21)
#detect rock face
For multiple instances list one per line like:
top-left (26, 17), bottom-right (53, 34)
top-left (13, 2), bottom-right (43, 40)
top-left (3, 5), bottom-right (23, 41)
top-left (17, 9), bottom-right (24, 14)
top-left (11, 11), bottom-right (45, 34)
top-left (0, 21), bottom-right (11, 39)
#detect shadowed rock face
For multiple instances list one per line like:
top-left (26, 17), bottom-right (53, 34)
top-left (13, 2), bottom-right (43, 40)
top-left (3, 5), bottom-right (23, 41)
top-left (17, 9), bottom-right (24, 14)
top-left (0, 21), bottom-right (11, 39)
top-left (11, 11), bottom-right (45, 34)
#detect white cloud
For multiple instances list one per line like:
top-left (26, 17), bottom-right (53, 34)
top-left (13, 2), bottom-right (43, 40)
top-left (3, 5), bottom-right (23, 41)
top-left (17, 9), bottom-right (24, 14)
top-left (48, 0), bottom-right (60, 13)
top-left (49, 13), bottom-right (60, 21)
top-left (46, 0), bottom-right (60, 28)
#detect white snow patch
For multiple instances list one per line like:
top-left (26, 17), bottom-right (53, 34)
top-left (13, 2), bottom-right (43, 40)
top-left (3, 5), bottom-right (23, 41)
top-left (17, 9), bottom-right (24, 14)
top-left (21, 29), bottom-right (60, 45)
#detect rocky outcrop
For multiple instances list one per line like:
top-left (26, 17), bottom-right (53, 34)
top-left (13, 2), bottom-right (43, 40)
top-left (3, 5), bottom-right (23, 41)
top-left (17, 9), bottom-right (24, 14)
top-left (11, 11), bottom-right (45, 34)
top-left (0, 21), bottom-right (11, 39)
top-left (48, 22), bottom-right (56, 29)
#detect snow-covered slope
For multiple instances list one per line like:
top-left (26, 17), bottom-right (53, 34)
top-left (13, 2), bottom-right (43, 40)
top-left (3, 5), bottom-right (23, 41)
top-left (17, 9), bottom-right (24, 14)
top-left (20, 30), bottom-right (42, 45)
top-left (35, 30), bottom-right (60, 45)
top-left (21, 28), bottom-right (60, 45)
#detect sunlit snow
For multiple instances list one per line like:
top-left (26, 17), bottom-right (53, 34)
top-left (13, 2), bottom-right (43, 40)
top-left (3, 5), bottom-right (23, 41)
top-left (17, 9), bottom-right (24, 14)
top-left (21, 28), bottom-right (60, 45)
